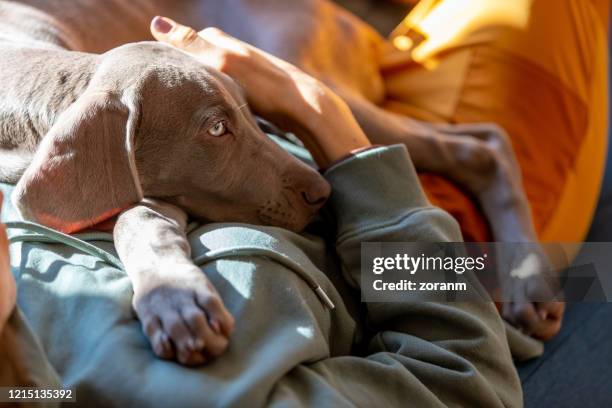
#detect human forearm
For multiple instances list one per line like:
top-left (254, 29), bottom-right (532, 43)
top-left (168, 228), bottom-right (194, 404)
top-left (278, 87), bottom-right (371, 166)
top-left (325, 144), bottom-right (461, 243)
top-left (324, 145), bottom-right (522, 406)
top-left (150, 17), bottom-right (370, 167)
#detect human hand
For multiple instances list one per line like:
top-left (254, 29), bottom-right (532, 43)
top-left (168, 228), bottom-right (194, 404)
top-left (502, 278), bottom-right (565, 341)
top-left (0, 191), bottom-right (16, 330)
top-left (499, 246), bottom-right (565, 341)
top-left (150, 16), bottom-right (370, 167)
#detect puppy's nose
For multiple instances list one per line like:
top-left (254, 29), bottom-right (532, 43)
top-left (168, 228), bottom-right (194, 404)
top-left (301, 179), bottom-right (331, 209)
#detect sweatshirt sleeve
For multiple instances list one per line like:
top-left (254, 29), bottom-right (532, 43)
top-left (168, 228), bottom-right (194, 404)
top-left (323, 144), bottom-right (523, 407)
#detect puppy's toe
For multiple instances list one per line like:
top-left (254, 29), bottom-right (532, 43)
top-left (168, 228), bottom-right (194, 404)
top-left (160, 311), bottom-right (200, 361)
top-left (178, 349), bottom-right (207, 366)
top-left (180, 305), bottom-right (208, 350)
top-left (152, 330), bottom-right (175, 359)
top-left (142, 316), bottom-right (174, 359)
top-left (181, 303), bottom-right (230, 359)
top-left (196, 291), bottom-right (235, 337)
top-left (512, 302), bottom-right (540, 333)
top-left (133, 277), bottom-right (234, 365)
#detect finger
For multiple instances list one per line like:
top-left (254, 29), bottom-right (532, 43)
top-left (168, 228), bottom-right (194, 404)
top-left (530, 315), bottom-right (562, 341)
top-left (151, 16), bottom-right (251, 63)
top-left (150, 16), bottom-right (202, 51)
top-left (436, 123), bottom-right (503, 138)
top-left (196, 291), bottom-right (235, 337)
top-left (549, 301), bottom-right (565, 320)
top-left (512, 301), bottom-right (541, 335)
top-left (501, 302), bottom-right (515, 325)
top-left (537, 301), bottom-right (565, 321)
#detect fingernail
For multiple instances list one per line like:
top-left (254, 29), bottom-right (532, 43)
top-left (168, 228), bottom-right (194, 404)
top-left (152, 16), bottom-right (173, 34)
top-left (210, 319), bottom-right (221, 334)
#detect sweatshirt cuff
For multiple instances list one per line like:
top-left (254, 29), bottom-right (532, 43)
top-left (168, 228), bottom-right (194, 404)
top-left (323, 144), bottom-right (432, 235)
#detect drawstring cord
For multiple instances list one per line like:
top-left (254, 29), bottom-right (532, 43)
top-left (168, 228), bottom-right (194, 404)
top-left (5, 221), bottom-right (335, 310)
top-left (192, 247), bottom-right (335, 309)
top-left (6, 221), bottom-right (122, 268)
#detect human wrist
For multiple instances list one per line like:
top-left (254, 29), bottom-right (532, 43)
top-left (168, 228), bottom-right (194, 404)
top-left (295, 89), bottom-right (371, 166)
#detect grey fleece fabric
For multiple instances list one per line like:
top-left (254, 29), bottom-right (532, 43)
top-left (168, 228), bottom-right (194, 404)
top-left (1, 145), bottom-right (524, 407)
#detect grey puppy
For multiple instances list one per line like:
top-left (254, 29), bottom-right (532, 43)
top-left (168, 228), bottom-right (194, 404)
top-left (0, 1), bottom-right (331, 365)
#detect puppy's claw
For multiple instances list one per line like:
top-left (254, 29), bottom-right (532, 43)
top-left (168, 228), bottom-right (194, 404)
top-left (133, 275), bottom-right (234, 366)
top-left (152, 331), bottom-right (174, 359)
top-left (209, 318), bottom-right (221, 334)
top-left (187, 338), bottom-right (205, 352)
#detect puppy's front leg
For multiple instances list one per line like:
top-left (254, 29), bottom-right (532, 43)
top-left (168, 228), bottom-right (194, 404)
top-left (114, 200), bottom-right (234, 365)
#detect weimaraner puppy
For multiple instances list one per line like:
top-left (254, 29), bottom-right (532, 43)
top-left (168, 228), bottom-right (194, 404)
top-left (0, 0), bottom-right (333, 365)
top-left (144, 0), bottom-right (563, 340)
top-left (143, 1), bottom-right (562, 341)
top-left (0, 0), bottom-right (561, 366)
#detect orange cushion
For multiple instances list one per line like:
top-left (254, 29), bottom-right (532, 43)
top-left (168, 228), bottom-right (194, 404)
top-left (382, 0), bottom-right (609, 242)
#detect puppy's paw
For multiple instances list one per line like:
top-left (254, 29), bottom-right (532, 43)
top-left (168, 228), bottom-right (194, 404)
top-left (133, 268), bottom-right (235, 365)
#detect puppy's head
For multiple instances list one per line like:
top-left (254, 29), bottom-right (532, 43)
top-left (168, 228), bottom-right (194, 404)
top-left (13, 43), bottom-right (330, 233)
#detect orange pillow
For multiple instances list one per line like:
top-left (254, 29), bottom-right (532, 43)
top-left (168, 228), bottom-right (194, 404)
top-left (382, 0), bottom-right (609, 242)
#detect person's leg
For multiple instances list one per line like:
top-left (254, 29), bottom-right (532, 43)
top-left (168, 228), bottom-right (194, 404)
top-left (0, 308), bottom-right (62, 388)
top-left (0, 191), bottom-right (61, 388)
top-left (383, 0), bottom-right (609, 243)
top-left (0, 192), bottom-right (15, 329)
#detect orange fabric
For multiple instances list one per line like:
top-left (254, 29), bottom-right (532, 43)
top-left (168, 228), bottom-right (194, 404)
top-left (418, 173), bottom-right (491, 241)
top-left (382, 0), bottom-right (609, 242)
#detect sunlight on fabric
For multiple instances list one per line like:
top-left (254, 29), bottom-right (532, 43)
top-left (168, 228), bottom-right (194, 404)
top-left (387, 0), bottom-right (532, 68)
top-left (218, 262), bottom-right (253, 299)
top-left (296, 325), bottom-right (314, 339)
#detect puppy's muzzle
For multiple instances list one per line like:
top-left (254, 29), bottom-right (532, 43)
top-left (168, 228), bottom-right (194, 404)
top-left (299, 177), bottom-right (331, 211)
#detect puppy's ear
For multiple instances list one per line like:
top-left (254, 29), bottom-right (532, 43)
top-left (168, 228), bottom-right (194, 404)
top-left (12, 92), bottom-right (143, 233)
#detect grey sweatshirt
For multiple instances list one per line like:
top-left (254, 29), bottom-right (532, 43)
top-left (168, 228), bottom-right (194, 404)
top-left (0, 144), bottom-right (526, 407)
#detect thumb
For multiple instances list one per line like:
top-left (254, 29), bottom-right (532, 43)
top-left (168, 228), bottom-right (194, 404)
top-left (150, 16), bottom-right (201, 50)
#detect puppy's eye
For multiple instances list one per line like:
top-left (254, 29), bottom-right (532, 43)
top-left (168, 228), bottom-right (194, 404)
top-left (207, 121), bottom-right (227, 137)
